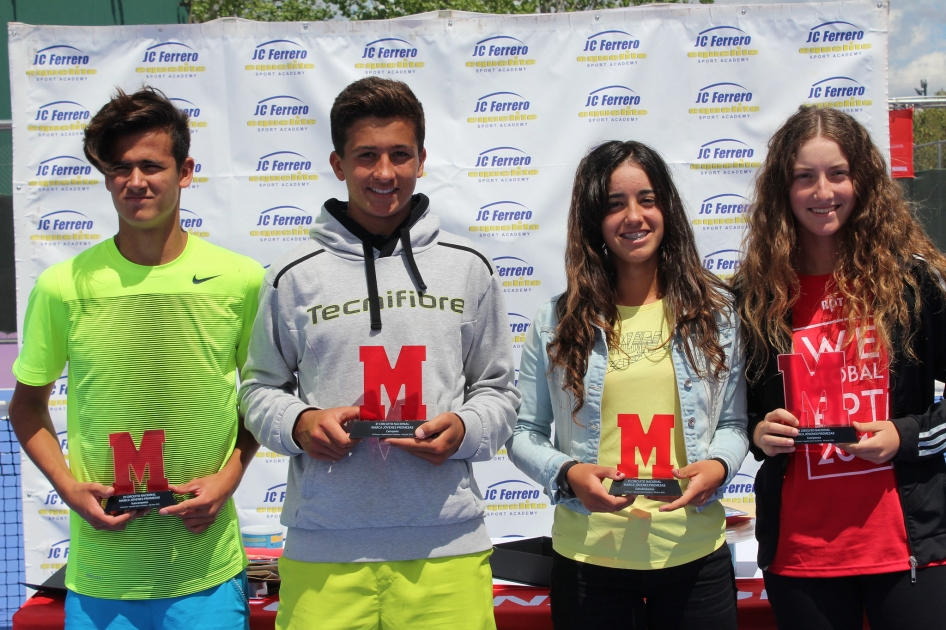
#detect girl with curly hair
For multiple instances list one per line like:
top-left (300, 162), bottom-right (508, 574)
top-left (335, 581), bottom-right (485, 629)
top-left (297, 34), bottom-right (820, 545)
top-left (734, 106), bottom-right (946, 629)
top-left (508, 141), bottom-right (748, 629)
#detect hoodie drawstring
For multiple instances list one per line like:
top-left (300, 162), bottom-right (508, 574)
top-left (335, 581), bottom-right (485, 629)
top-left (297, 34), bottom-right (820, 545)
top-left (400, 230), bottom-right (427, 294)
top-left (362, 241), bottom-right (383, 330)
top-left (321, 195), bottom-right (430, 331)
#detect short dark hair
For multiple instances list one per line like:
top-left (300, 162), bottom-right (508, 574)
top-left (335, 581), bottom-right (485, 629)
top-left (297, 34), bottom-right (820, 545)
top-left (330, 77), bottom-right (425, 155)
top-left (83, 86), bottom-right (190, 174)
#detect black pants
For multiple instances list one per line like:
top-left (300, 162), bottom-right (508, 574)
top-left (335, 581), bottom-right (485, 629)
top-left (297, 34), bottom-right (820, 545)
top-left (764, 565), bottom-right (946, 630)
top-left (550, 544), bottom-right (737, 630)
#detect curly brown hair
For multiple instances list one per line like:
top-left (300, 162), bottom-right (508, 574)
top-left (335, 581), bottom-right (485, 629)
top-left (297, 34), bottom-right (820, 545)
top-left (734, 107), bottom-right (946, 376)
top-left (550, 141), bottom-right (731, 418)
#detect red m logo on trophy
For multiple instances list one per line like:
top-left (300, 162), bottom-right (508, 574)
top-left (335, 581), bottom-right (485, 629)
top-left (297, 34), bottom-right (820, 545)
top-left (109, 430), bottom-right (169, 494)
top-left (617, 414), bottom-right (675, 478)
top-left (777, 352), bottom-right (847, 427)
top-left (359, 346), bottom-right (426, 421)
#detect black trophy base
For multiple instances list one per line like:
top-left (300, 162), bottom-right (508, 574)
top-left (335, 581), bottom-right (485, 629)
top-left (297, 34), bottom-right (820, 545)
top-left (349, 421), bottom-right (424, 438)
top-left (609, 478), bottom-right (683, 497)
top-left (104, 490), bottom-right (177, 515)
top-left (794, 426), bottom-right (858, 445)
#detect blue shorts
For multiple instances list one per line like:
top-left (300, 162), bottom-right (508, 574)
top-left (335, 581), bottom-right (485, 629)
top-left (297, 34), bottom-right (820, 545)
top-left (64, 571), bottom-right (250, 630)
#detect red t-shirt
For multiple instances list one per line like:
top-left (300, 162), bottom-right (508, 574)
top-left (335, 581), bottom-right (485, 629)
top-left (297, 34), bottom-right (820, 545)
top-left (769, 274), bottom-right (911, 577)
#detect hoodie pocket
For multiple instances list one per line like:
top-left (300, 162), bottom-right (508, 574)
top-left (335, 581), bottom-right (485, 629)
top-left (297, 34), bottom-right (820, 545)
top-left (293, 445), bottom-right (484, 530)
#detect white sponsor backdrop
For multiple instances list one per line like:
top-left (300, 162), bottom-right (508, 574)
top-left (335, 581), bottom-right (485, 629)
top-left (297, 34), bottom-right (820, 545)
top-left (10, 1), bottom-right (888, 584)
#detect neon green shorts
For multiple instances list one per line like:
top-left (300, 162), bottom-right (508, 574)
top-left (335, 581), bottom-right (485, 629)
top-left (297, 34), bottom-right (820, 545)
top-left (276, 550), bottom-right (496, 630)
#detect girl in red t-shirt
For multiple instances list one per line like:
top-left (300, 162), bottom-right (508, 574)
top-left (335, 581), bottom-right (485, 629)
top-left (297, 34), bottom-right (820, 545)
top-left (734, 106), bottom-right (946, 629)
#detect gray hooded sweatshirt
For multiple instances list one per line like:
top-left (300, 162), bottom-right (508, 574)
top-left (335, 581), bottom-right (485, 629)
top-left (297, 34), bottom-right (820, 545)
top-left (239, 194), bottom-right (520, 563)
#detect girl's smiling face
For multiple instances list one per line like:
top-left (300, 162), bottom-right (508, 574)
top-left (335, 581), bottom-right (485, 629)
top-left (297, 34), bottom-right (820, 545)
top-left (789, 136), bottom-right (855, 247)
top-left (600, 162), bottom-right (664, 274)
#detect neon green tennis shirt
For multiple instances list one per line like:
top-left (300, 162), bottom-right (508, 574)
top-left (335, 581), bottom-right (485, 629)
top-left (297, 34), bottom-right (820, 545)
top-left (14, 235), bottom-right (264, 599)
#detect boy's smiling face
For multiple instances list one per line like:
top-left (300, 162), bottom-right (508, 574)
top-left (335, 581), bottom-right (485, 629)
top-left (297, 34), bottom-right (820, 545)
top-left (329, 116), bottom-right (426, 236)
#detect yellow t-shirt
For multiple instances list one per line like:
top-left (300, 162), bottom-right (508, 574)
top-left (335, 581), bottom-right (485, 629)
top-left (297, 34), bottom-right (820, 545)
top-left (552, 300), bottom-right (725, 569)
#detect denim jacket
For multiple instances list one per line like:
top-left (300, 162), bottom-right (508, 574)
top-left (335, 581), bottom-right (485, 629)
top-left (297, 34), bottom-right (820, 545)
top-left (507, 295), bottom-right (749, 515)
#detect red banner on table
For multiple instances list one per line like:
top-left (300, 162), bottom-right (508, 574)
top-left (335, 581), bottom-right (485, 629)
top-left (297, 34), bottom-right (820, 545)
top-left (889, 108), bottom-right (914, 178)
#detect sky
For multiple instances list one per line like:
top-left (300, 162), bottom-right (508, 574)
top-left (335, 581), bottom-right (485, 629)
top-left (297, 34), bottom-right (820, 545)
top-left (713, 0), bottom-right (946, 97)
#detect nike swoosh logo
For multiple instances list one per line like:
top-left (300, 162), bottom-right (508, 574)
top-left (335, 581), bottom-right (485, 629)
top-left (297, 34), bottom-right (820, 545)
top-left (192, 274), bottom-right (221, 284)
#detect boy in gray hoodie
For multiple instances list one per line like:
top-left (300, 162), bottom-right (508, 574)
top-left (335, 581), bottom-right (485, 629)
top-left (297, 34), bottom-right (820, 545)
top-left (239, 77), bottom-right (519, 629)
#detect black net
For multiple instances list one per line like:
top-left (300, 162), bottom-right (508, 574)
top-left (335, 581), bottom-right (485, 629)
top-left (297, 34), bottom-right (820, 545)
top-left (0, 410), bottom-right (25, 629)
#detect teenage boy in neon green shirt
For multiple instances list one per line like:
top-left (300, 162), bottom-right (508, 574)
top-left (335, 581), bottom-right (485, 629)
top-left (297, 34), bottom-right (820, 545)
top-left (10, 87), bottom-right (263, 629)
